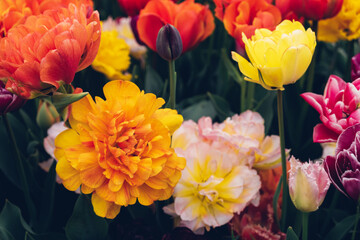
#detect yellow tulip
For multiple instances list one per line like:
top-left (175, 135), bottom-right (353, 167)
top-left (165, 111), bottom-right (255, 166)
top-left (318, 0), bottom-right (360, 42)
top-left (232, 20), bottom-right (316, 90)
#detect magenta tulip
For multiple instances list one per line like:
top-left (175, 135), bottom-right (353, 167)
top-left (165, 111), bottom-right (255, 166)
top-left (301, 75), bottom-right (360, 143)
top-left (324, 123), bottom-right (360, 201)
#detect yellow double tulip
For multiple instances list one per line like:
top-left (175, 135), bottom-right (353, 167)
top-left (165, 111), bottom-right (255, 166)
top-left (232, 20), bottom-right (316, 90)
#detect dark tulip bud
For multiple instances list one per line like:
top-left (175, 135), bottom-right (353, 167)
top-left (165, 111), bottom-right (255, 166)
top-left (156, 24), bottom-right (183, 61)
top-left (0, 82), bottom-right (26, 115)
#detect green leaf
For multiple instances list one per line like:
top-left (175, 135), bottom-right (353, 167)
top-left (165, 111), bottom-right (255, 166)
top-left (181, 100), bottom-right (216, 121)
top-left (286, 227), bottom-right (299, 240)
top-left (220, 49), bottom-right (244, 86)
top-left (0, 227), bottom-right (15, 240)
top-left (254, 90), bottom-right (276, 134)
top-left (0, 200), bottom-right (33, 240)
top-left (25, 232), bottom-right (36, 240)
top-left (51, 92), bottom-right (88, 113)
top-left (38, 161), bottom-right (57, 232)
top-left (207, 92), bottom-right (232, 121)
top-left (26, 232), bottom-right (66, 240)
top-left (65, 195), bottom-right (108, 240)
top-left (325, 215), bottom-right (356, 240)
top-left (144, 65), bottom-right (164, 96)
top-left (0, 114), bottom-right (30, 188)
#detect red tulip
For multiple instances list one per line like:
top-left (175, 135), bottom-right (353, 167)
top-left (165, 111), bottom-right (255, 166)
top-left (0, 3), bottom-right (101, 99)
top-left (221, 0), bottom-right (282, 48)
top-left (117, 0), bottom-right (177, 17)
top-left (137, 0), bottom-right (214, 54)
top-left (290, 0), bottom-right (343, 21)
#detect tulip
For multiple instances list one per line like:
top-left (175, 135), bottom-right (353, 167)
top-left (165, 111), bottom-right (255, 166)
top-left (352, 53), bottom-right (360, 81)
top-left (288, 156), bottom-right (331, 212)
top-left (0, 3), bottom-right (101, 99)
top-left (137, 0), bottom-right (214, 54)
top-left (117, 0), bottom-right (177, 17)
top-left (36, 99), bottom-right (60, 130)
top-left (156, 24), bottom-right (183, 61)
top-left (301, 75), bottom-right (360, 143)
top-left (324, 123), bottom-right (360, 201)
top-left (232, 20), bottom-right (316, 90)
top-left (317, 0), bottom-right (360, 42)
top-left (290, 0), bottom-right (343, 21)
top-left (221, 0), bottom-right (282, 48)
top-left (0, 82), bottom-right (26, 115)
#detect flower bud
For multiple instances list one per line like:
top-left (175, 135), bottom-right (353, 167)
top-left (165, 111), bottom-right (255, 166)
top-left (288, 156), bottom-right (331, 212)
top-left (36, 99), bottom-right (60, 130)
top-left (156, 24), bottom-right (183, 61)
top-left (0, 82), bottom-right (26, 115)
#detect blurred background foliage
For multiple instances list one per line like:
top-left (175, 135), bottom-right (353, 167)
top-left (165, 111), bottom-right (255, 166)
top-left (0, 0), bottom-right (358, 239)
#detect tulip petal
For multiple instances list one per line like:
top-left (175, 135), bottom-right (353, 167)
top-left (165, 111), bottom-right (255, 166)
top-left (91, 193), bottom-right (121, 219)
top-left (231, 51), bottom-right (259, 83)
top-left (342, 170), bottom-right (360, 201)
top-left (313, 123), bottom-right (338, 143)
top-left (281, 45), bottom-right (312, 85)
top-left (324, 155), bottom-right (347, 196)
top-left (153, 109), bottom-right (183, 134)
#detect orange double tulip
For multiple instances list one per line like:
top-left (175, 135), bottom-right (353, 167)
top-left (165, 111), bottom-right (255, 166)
top-left (137, 0), bottom-right (214, 54)
top-left (0, 0), bottom-right (93, 37)
top-left (218, 0), bottom-right (281, 48)
top-left (0, 3), bottom-right (100, 98)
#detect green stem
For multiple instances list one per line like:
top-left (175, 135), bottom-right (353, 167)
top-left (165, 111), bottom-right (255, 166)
top-left (302, 212), bottom-right (309, 240)
top-left (352, 199), bottom-right (360, 240)
top-left (3, 114), bottom-right (36, 224)
top-left (277, 90), bottom-right (288, 231)
top-left (246, 82), bottom-right (255, 110)
top-left (168, 60), bottom-right (176, 109)
top-left (240, 81), bottom-right (246, 113)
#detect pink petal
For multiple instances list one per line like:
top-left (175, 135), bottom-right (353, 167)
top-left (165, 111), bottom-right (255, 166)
top-left (313, 124), bottom-right (338, 143)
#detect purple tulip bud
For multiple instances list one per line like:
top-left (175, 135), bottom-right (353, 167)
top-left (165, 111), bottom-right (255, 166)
top-left (0, 82), bottom-right (26, 115)
top-left (156, 24), bottom-right (183, 61)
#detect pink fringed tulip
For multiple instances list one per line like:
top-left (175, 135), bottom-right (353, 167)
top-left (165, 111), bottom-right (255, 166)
top-left (324, 123), bottom-right (360, 201)
top-left (301, 75), bottom-right (360, 143)
top-left (288, 156), bottom-right (331, 212)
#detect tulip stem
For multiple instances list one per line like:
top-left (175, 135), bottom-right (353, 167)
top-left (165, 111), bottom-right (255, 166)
top-left (352, 199), bottom-right (360, 240)
top-left (241, 81), bottom-right (246, 113)
top-left (302, 212), bottom-right (309, 240)
top-left (246, 82), bottom-right (255, 110)
top-left (277, 90), bottom-right (288, 231)
top-left (3, 114), bottom-right (36, 224)
top-left (168, 60), bottom-right (176, 109)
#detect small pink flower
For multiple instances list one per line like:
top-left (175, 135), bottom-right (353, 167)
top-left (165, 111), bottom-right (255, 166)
top-left (301, 75), bottom-right (360, 143)
top-left (288, 156), bottom-right (331, 212)
top-left (172, 110), bottom-right (283, 168)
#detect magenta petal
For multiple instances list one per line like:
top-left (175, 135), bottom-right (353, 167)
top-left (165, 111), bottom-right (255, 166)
top-left (336, 124), bottom-right (360, 154)
top-left (325, 75), bottom-right (346, 107)
top-left (342, 170), bottom-right (360, 201)
top-left (300, 92), bottom-right (325, 115)
top-left (313, 124), bottom-right (338, 143)
top-left (324, 155), bottom-right (347, 196)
